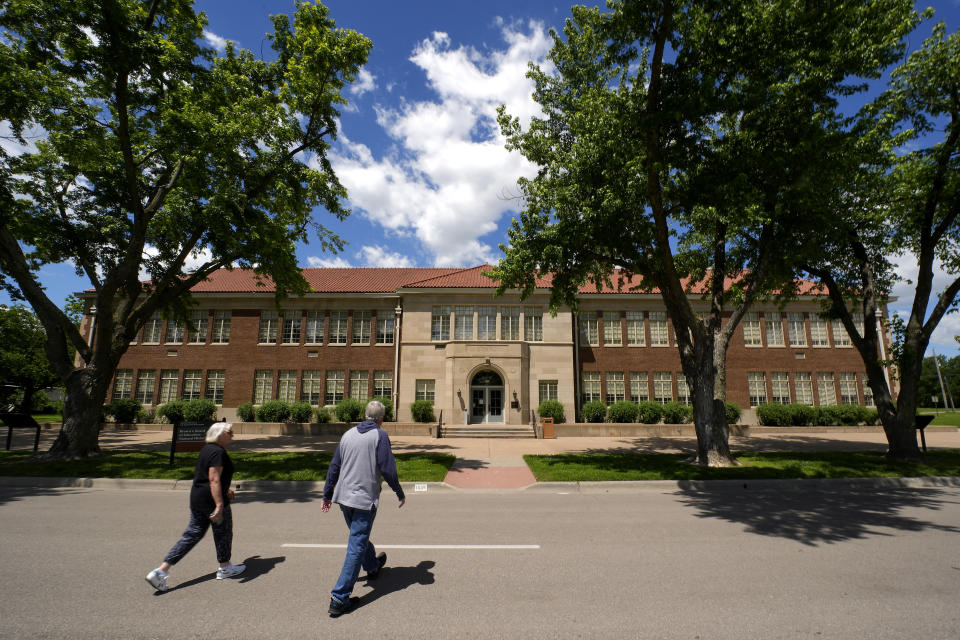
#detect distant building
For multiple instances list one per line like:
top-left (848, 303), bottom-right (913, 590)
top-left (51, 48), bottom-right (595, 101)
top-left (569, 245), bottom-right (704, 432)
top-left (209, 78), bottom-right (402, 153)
top-left (80, 265), bottom-right (891, 425)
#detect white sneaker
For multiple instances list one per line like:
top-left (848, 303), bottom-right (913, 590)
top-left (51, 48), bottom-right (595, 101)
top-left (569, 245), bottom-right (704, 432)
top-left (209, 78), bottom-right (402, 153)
top-left (145, 569), bottom-right (168, 592)
top-left (216, 563), bottom-right (246, 580)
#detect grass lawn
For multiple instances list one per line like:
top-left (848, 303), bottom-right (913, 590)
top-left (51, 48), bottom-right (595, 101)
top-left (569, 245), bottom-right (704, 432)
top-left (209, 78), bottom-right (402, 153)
top-left (0, 450), bottom-right (455, 483)
top-left (524, 450), bottom-right (960, 482)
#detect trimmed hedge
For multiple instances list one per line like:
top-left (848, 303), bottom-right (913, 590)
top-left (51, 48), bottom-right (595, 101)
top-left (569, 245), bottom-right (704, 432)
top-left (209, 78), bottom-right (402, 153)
top-left (758, 402), bottom-right (874, 426)
top-left (607, 401), bottom-right (639, 423)
top-left (334, 398), bottom-right (365, 423)
top-left (725, 402), bottom-right (741, 425)
top-left (256, 400), bottom-right (290, 422)
top-left (156, 400), bottom-right (188, 424)
top-left (314, 406), bottom-right (333, 423)
top-left (183, 398), bottom-right (218, 422)
top-left (236, 402), bottom-right (256, 422)
top-left (372, 396), bottom-right (394, 421)
top-left (581, 401), bottom-right (607, 423)
top-left (105, 398), bottom-right (142, 423)
top-left (410, 400), bottom-right (435, 423)
top-left (661, 402), bottom-right (692, 424)
top-left (537, 400), bottom-right (565, 423)
top-left (636, 401), bottom-right (663, 424)
top-left (289, 402), bottom-right (314, 423)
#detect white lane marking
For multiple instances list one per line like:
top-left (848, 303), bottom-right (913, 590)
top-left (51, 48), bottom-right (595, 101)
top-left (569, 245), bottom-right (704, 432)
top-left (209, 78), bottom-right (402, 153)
top-left (282, 543), bottom-right (540, 550)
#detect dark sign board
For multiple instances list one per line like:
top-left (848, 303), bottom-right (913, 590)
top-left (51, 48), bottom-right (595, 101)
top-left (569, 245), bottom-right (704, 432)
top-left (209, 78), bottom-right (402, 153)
top-left (170, 421), bottom-right (213, 464)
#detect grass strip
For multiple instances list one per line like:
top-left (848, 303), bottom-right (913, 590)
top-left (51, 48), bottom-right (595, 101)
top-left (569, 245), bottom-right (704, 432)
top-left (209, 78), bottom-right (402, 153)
top-left (523, 450), bottom-right (960, 482)
top-left (0, 450), bottom-right (455, 483)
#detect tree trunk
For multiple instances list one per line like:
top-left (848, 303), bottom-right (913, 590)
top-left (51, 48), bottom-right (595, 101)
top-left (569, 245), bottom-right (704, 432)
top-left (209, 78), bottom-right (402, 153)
top-left (881, 356), bottom-right (922, 460)
top-left (686, 336), bottom-right (735, 466)
top-left (40, 369), bottom-right (105, 460)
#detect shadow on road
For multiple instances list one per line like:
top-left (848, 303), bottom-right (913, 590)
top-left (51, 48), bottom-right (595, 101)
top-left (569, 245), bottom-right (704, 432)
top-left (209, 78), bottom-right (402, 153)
top-left (353, 560), bottom-right (436, 611)
top-left (676, 484), bottom-right (960, 546)
top-left (236, 555), bottom-right (285, 583)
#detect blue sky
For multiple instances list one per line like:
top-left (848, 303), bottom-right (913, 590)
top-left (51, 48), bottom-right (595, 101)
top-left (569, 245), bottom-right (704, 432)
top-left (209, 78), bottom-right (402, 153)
top-left (3, 0), bottom-right (960, 355)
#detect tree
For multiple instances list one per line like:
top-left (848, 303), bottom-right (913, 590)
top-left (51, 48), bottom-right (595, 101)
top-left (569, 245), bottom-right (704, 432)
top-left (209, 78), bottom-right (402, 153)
top-left (801, 21), bottom-right (960, 459)
top-left (0, 0), bottom-right (370, 458)
top-left (0, 304), bottom-right (61, 411)
top-left (493, 0), bottom-right (916, 465)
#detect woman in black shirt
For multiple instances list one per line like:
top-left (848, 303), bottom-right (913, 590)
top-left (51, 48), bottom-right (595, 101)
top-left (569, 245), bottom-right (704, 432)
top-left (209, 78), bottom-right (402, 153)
top-left (145, 422), bottom-right (245, 592)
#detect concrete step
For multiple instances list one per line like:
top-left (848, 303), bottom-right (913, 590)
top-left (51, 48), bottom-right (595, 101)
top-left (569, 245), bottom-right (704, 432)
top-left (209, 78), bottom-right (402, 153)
top-left (440, 425), bottom-right (536, 438)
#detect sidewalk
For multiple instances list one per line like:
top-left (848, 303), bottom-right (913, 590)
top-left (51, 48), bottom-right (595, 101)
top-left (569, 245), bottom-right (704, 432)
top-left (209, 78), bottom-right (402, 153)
top-left (7, 425), bottom-right (960, 489)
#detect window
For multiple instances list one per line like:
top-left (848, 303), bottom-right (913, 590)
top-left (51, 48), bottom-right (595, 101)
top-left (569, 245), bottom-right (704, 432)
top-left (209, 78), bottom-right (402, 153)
top-left (524, 306), bottom-right (543, 341)
top-left (135, 371), bottom-right (156, 404)
top-left (329, 312), bottom-right (348, 344)
top-left (431, 306), bottom-right (451, 341)
top-left (650, 312), bottom-right (669, 346)
top-left (188, 310), bottom-right (208, 344)
top-left (581, 371), bottom-right (601, 403)
top-left (305, 311), bottom-right (324, 344)
top-left (301, 371), bottom-right (323, 405)
top-left (765, 314), bottom-right (785, 347)
top-left (478, 306), bottom-right (497, 340)
top-left (325, 370), bottom-right (345, 405)
top-left (626, 312), bottom-right (645, 346)
top-left (539, 380), bottom-right (558, 404)
top-left (211, 311), bottom-right (231, 344)
top-left (748, 372), bottom-right (767, 407)
top-left (794, 372), bottom-right (813, 405)
top-left (182, 370), bottom-right (202, 400)
top-left (259, 311), bottom-right (279, 344)
top-left (143, 313), bottom-right (163, 344)
top-left (605, 372), bottom-right (625, 404)
top-left (810, 316), bottom-right (829, 347)
top-left (204, 370), bottom-right (225, 404)
top-left (579, 312), bottom-right (599, 346)
top-left (771, 372), bottom-right (790, 404)
top-left (277, 370), bottom-right (297, 402)
top-left (352, 311), bottom-right (371, 345)
top-left (603, 311), bottom-right (622, 346)
top-left (501, 306), bottom-right (520, 340)
top-left (832, 319), bottom-right (851, 347)
top-left (373, 371), bottom-right (392, 398)
top-left (158, 370), bottom-right (179, 404)
top-left (852, 313), bottom-right (865, 337)
top-left (863, 377), bottom-right (875, 407)
top-left (839, 372), bottom-right (858, 404)
top-left (376, 312), bottom-right (394, 345)
top-left (253, 370), bottom-right (273, 404)
top-left (165, 320), bottom-right (184, 344)
top-left (743, 312), bottom-right (762, 346)
top-left (630, 372), bottom-right (649, 402)
top-left (415, 379), bottom-right (435, 402)
top-left (350, 370), bottom-right (369, 401)
top-left (113, 369), bottom-right (133, 400)
top-left (653, 372), bottom-right (672, 403)
top-left (455, 305), bottom-right (474, 340)
top-left (676, 373), bottom-right (690, 404)
top-left (282, 311), bottom-right (302, 345)
top-left (817, 372), bottom-right (836, 406)
top-left (787, 313), bottom-right (806, 347)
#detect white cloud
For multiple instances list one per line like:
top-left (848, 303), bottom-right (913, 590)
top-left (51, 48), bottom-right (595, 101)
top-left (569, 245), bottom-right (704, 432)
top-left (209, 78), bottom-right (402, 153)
top-left (307, 255), bottom-right (352, 268)
top-left (357, 245), bottom-right (414, 267)
top-left (203, 30), bottom-right (229, 52)
top-left (328, 20), bottom-right (552, 267)
top-left (889, 251), bottom-right (960, 356)
top-left (349, 69), bottom-right (377, 97)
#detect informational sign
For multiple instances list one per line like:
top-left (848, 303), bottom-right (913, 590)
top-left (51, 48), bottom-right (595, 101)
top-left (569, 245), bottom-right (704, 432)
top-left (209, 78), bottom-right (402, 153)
top-left (169, 421), bottom-right (212, 465)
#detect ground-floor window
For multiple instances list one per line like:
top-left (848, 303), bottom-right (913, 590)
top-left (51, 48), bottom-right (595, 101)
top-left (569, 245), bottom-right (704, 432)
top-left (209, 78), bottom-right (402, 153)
top-left (839, 372), bottom-right (858, 404)
top-left (748, 372), bottom-right (767, 407)
top-left (794, 372), bottom-right (813, 405)
top-left (135, 370), bottom-right (155, 405)
top-left (605, 372), bottom-right (625, 404)
top-left (325, 370), bottom-right (345, 405)
top-left (277, 370), bottom-right (297, 402)
top-left (676, 373), bottom-right (690, 404)
top-left (158, 370), bottom-right (178, 404)
top-left (374, 370), bottom-right (392, 398)
top-left (301, 371), bottom-right (323, 405)
top-left (581, 371), bottom-right (601, 403)
top-left (350, 370), bottom-right (369, 402)
top-left (770, 372), bottom-right (790, 404)
top-left (204, 370), bottom-right (225, 404)
top-left (253, 370), bottom-right (272, 404)
top-left (538, 380), bottom-right (558, 404)
top-left (182, 370), bottom-right (202, 400)
top-left (653, 371), bottom-right (672, 403)
top-left (630, 372), bottom-right (648, 402)
top-left (415, 379), bottom-right (435, 402)
top-left (817, 372), bottom-right (836, 406)
top-left (113, 369), bottom-right (133, 400)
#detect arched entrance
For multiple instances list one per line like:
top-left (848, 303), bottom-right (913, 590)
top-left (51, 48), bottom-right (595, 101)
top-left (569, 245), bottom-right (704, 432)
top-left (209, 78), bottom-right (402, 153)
top-left (470, 370), bottom-right (504, 424)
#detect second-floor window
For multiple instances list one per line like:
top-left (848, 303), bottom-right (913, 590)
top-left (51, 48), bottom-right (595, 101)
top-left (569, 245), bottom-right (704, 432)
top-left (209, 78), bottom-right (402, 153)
top-left (282, 312), bottom-right (301, 344)
top-left (259, 311), bottom-right (279, 344)
top-left (352, 312), bottom-right (371, 345)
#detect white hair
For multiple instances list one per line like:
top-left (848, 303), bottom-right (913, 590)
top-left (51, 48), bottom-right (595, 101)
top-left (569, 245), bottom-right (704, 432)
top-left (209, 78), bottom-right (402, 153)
top-left (365, 400), bottom-right (385, 421)
top-left (206, 422), bottom-right (233, 443)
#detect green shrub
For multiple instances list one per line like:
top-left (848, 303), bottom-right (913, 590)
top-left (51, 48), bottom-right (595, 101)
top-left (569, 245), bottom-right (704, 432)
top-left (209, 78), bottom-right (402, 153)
top-left (725, 401), bottom-right (741, 425)
top-left (372, 396), bottom-right (394, 421)
top-left (256, 400), bottom-right (290, 422)
top-left (581, 401), bottom-right (606, 423)
top-left (334, 398), bottom-right (365, 422)
top-left (756, 403), bottom-right (791, 426)
top-left (410, 400), bottom-right (435, 423)
top-left (537, 400), bottom-right (565, 423)
top-left (606, 401), bottom-right (639, 423)
top-left (815, 405), bottom-right (841, 426)
top-left (834, 403), bottom-right (869, 426)
top-left (662, 402), bottom-right (692, 424)
top-left (184, 398), bottom-right (218, 422)
top-left (30, 390), bottom-right (57, 414)
top-left (636, 401), bottom-right (663, 424)
top-left (156, 400), bottom-right (188, 424)
top-left (289, 402), bottom-right (314, 423)
top-left (864, 409), bottom-right (880, 425)
top-left (314, 406), bottom-right (333, 423)
top-left (105, 398), bottom-right (142, 423)
top-left (136, 408), bottom-right (156, 423)
top-left (786, 403), bottom-right (817, 426)
top-left (236, 402), bottom-right (256, 422)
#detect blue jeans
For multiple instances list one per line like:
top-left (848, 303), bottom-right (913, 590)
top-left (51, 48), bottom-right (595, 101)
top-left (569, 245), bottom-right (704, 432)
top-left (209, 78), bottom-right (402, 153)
top-left (331, 504), bottom-right (378, 604)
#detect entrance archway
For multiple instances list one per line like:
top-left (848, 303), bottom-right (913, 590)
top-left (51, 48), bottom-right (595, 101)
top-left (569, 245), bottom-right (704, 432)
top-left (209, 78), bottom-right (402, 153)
top-left (469, 370), bottom-right (504, 424)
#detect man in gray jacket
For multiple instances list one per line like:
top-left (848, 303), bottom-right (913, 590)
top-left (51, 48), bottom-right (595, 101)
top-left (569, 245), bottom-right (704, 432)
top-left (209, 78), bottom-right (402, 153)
top-left (322, 400), bottom-right (406, 616)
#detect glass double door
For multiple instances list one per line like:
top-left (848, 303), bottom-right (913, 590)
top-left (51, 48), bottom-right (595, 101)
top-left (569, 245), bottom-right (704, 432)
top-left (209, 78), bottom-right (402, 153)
top-left (469, 370), bottom-right (504, 424)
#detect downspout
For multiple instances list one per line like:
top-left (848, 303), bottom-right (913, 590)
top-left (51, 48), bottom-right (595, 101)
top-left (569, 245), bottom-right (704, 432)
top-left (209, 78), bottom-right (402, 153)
top-left (573, 310), bottom-right (581, 421)
top-left (876, 303), bottom-right (892, 396)
top-left (393, 303), bottom-right (402, 417)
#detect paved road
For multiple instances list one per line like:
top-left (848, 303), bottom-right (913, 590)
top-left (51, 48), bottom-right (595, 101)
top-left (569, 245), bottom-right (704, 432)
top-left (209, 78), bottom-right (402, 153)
top-left (2, 482), bottom-right (959, 639)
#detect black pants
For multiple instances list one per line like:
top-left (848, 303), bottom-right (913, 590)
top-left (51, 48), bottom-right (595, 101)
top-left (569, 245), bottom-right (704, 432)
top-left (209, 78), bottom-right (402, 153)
top-left (164, 504), bottom-right (233, 565)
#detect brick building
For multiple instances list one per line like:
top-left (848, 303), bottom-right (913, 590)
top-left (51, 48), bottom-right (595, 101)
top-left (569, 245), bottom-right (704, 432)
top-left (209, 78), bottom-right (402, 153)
top-left (87, 265), bottom-right (890, 425)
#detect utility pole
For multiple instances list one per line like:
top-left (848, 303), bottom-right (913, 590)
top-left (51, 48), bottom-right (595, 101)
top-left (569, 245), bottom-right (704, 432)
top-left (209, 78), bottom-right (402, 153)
top-left (932, 348), bottom-right (954, 411)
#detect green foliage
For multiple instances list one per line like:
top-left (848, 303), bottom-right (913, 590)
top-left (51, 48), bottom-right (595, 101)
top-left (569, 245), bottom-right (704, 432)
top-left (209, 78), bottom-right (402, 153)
top-left (636, 401), bottom-right (664, 424)
top-left (581, 401), bottom-right (607, 423)
top-left (256, 400), bottom-right (291, 423)
top-left (606, 401), bottom-right (639, 423)
top-left (410, 400), bottom-right (435, 423)
top-left (314, 406), bottom-right (333, 424)
top-left (725, 402), bottom-right (742, 425)
top-left (104, 398), bottom-right (142, 424)
top-left (787, 403), bottom-right (818, 426)
top-left (29, 390), bottom-right (57, 414)
top-left (183, 399), bottom-right (218, 423)
top-left (661, 402), bottom-right (693, 424)
top-left (136, 408), bottom-right (156, 424)
top-left (372, 396), bottom-right (394, 421)
top-left (289, 402), bottom-right (314, 423)
top-left (236, 402), bottom-right (256, 423)
top-left (156, 400), bottom-right (188, 424)
top-left (334, 398), bottom-right (365, 422)
top-left (0, 305), bottom-right (60, 411)
top-left (756, 403), bottom-right (792, 426)
top-left (537, 400), bottom-right (566, 423)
